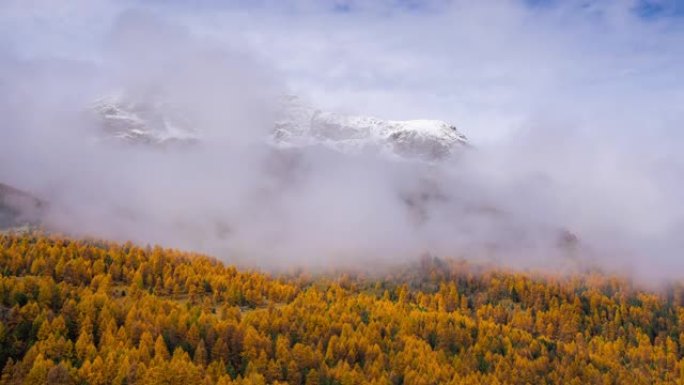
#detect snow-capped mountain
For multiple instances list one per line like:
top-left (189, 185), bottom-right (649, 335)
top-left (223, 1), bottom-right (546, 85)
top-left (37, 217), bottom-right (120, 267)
top-left (91, 96), bottom-right (198, 146)
top-left (274, 96), bottom-right (468, 160)
top-left (92, 94), bottom-right (468, 160)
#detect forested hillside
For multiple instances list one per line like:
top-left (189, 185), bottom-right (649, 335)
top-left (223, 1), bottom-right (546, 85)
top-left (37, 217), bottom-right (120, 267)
top-left (1, 233), bottom-right (683, 384)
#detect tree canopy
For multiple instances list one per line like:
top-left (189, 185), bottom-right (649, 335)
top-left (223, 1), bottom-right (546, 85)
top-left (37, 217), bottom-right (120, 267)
top-left (0, 233), bottom-right (683, 384)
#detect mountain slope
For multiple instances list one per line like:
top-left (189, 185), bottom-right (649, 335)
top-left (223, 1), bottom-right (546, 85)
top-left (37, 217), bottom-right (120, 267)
top-left (0, 183), bottom-right (44, 229)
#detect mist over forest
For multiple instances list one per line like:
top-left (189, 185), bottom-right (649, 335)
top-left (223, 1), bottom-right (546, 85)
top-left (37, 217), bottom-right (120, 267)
top-left (1, 1), bottom-right (684, 280)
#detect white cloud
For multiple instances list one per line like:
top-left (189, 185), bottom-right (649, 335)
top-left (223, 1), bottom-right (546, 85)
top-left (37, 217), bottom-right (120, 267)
top-left (1, 0), bottom-right (684, 279)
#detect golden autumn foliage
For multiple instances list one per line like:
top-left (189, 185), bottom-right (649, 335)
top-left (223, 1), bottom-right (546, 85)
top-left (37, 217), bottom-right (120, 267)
top-left (1, 233), bottom-right (684, 384)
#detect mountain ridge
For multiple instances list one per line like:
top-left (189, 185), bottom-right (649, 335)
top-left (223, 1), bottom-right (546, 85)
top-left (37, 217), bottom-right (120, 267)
top-left (92, 94), bottom-right (469, 160)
